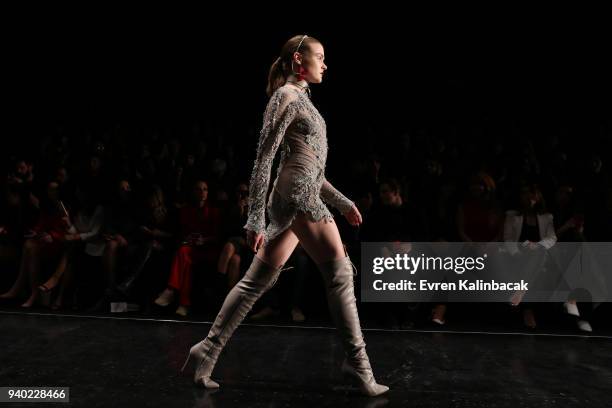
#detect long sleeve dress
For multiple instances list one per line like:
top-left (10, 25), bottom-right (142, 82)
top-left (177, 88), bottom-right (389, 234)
top-left (243, 84), bottom-right (354, 246)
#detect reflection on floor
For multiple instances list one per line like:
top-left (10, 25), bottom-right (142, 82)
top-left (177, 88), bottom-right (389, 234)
top-left (1, 311), bottom-right (611, 407)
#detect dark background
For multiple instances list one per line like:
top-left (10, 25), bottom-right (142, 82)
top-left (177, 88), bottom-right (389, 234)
top-left (5, 16), bottom-right (611, 153)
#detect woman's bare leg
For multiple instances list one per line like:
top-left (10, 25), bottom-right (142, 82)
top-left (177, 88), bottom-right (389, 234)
top-left (53, 259), bottom-right (75, 309)
top-left (289, 214), bottom-right (345, 263)
top-left (22, 240), bottom-right (45, 307)
top-left (290, 212), bottom-right (388, 396)
top-left (41, 252), bottom-right (69, 290)
top-left (226, 254), bottom-right (241, 288)
top-left (217, 242), bottom-right (236, 275)
top-left (255, 228), bottom-right (300, 268)
top-left (0, 239), bottom-right (38, 299)
top-left (102, 239), bottom-right (122, 290)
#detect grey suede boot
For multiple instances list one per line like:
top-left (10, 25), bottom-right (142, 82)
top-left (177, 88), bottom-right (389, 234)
top-left (180, 256), bottom-right (283, 388)
top-left (317, 255), bottom-right (389, 397)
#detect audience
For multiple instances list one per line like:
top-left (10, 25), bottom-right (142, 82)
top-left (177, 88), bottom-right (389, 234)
top-left (0, 122), bottom-right (609, 334)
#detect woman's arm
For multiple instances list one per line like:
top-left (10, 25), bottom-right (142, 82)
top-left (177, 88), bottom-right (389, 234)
top-left (78, 206), bottom-right (104, 241)
top-left (538, 213), bottom-right (557, 249)
top-left (503, 211), bottom-right (520, 255)
top-left (320, 177), bottom-right (354, 215)
top-left (244, 88), bottom-right (299, 233)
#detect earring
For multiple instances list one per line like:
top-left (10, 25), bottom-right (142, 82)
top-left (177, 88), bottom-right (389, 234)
top-left (291, 59), bottom-right (305, 81)
top-left (297, 65), bottom-right (306, 81)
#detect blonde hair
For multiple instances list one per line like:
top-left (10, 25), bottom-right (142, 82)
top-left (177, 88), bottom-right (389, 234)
top-left (266, 34), bottom-right (320, 97)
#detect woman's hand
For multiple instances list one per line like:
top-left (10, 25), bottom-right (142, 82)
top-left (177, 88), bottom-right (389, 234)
top-left (246, 229), bottom-right (265, 253)
top-left (343, 204), bottom-right (363, 227)
top-left (525, 241), bottom-right (540, 250)
top-left (61, 216), bottom-right (72, 230)
top-left (151, 228), bottom-right (165, 238)
top-left (114, 234), bottom-right (129, 248)
top-left (64, 234), bottom-right (80, 242)
top-left (38, 232), bottom-right (53, 243)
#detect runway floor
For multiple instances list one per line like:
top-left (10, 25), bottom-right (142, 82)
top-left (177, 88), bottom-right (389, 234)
top-left (1, 310), bottom-right (611, 407)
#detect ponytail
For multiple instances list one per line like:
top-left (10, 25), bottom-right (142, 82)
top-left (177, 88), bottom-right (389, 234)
top-left (266, 57), bottom-right (286, 97)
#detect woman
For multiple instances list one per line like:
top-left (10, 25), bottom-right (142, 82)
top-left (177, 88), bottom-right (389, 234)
top-left (456, 172), bottom-right (503, 244)
top-left (59, 184), bottom-right (105, 311)
top-left (180, 35), bottom-right (388, 397)
top-left (0, 181), bottom-right (67, 307)
top-left (154, 180), bottom-right (222, 316)
top-left (504, 183), bottom-right (557, 329)
top-left (216, 182), bottom-right (251, 289)
top-left (115, 185), bottom-right (176, 308)
top-left (0, 183), bottom-right (37, 277)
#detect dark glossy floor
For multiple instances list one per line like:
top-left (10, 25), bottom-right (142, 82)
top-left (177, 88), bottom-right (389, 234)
top-left (1, 311), bottom-right (611, 407)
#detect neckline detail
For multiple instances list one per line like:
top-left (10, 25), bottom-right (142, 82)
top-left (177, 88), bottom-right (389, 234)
top-left (284, 82), bottom-right (311, 98)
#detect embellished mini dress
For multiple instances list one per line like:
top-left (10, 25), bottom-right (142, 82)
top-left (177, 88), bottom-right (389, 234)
top-left (243, 83), bottom-right (355, 246)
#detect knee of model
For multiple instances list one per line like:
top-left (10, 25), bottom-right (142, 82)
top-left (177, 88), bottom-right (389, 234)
top-left (223, 241), bottom-right (237, 253)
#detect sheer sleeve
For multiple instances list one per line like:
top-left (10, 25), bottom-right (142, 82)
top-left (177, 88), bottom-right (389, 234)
top-left (320, 177), bottom-right (354, 215)
top-left (244, 88), bottom-right (299, 233)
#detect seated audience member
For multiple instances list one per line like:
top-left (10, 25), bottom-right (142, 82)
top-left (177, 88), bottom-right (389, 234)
top-left (154, 180), bottom-right (222, 317)
top-left (115, 185), bottom-right (176, 308)
top-left (1, 181), bottom-right (69, 307)
top-left (504, 183), bottom-right (558, 330)
top-left (360, 178), bottom-right (428, 328)
top-left (92, 179), bottom-right (138, 307)
top-left (217, 182), bottom-right (251, 289)
top-left (53, 185), bottom-right (105, 311)
top-left (0, 183), bottom-right (38, 273)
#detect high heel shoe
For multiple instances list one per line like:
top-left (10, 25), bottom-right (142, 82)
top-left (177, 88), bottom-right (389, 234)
top-left (430, 304), bottom-right (446, 325)
top-left (175, 305), bottom-right (190, 317)
top-left (291, 307), bottom-right (306, 323)
top-left (154, 287), bottom-right (176, 307)
top-left (564, 301), bottom-right (580, 317)
top-left (576, 319), bottom-right (593, 332)
top-left (21, 289), bottom-right (41, 308)
top-left (317, 255), bottom-right (389, 397)
top-left (37, 283), bottom-right (58, 308)
top-left (522, 308), bottom-right (537, 329)
top-left (0, 291), bottom-right (18, 300)
top-left (341, 357), bottom-right (389, 397)
top-left (180, 341), bottom-right (219, 388)
top-left (179, 256), bottom-right (284, 389)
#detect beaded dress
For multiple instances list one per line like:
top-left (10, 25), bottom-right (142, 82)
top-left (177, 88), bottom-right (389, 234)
top-left (243, 83), bottom-right (354, 246)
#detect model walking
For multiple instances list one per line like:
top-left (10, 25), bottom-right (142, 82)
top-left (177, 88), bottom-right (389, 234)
top-left (181, 34), bottom-right (389, 397)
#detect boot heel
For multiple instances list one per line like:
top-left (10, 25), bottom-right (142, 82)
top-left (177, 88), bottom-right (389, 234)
top-left (180, 352), bottom-right (191, 373)
top-left (198, 376), bottom-right (220, 389)
top-left (341, 359), bottom-right (389, 397)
